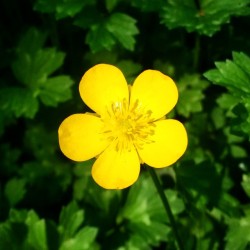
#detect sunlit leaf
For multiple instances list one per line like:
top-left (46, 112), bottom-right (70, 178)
top-left (118, 174), bottom-right (184, 247)
top-left (27, 218), bottom-right (48, 250)
top-left (58, 201), bottom-right (84, 241)
top-left (204, 52), bottom-right (250, 97)
top-left (225, 215), bottom-right (250, 250)
top-left (60, 227), bottom-right (98, 250)
top-left (241, 174), bottom-right (250, 198)
top-left (204, 52), bottom-right (250, 138)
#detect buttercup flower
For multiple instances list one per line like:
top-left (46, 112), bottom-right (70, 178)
top-left (58, 64), bottom-right (187, 189)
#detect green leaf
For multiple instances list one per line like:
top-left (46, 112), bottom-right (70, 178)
top-left (39, 75), bottom-right (73, 106)
top-left (0, 221), bottom-right (26, 250)
top-left (0, 210), bottom-right (48, 250)
top-left (27, 219), bottom-right (48, 250)
top-left (165, 189), bottom-right (185, 215)
top-left (176, 74), bottom-right (209, 118)
top-left (160, 0), bottom-right (250, 36)
top-left (0, 223), bottom-right (12, 249)
top-left (204, 52), bottom-right (250, 97)
top-left (233, 51), bottom-right (250, 76)
top-left (230, 103), bottom-right (250, 138)
top-left (60, 227), bottom-right (98, 250)
top-left (73, 162), bottom-right (121, 215)
top-left (17, 28), bottom-right (47, 55)
top-left (225, 215), bottom-right (250, 250)
top-left (58, 201), bottom-right (84, 241)
top-left (230, 144), bottom-right (247, 158)
top-left (241, 174), bottom-right (250, 198)
top-left (216, 93), bottom-right (239, 110)
top-left (204, 52), bottom-right (250, 138)
top-left (34, 0), bottom-right (90, 19)
top-left (74, 6), bottom-right (102, 29)
top-left (105, 0), bottom-right (120, 12)
top-left (0, 87), bottom-right (39, 118)
top-left (4, 178), bottom-right (26, 206)
top-left (106, 13), bottom-right (139, 51)
top-left (23, 126), bottom-right (59, 161)
top-left (9, 209), bottom-right (28, 223)
top-left (12, 48), bottom-right (65, 87)
top-left (23, 210), bottom-right (49, 250)
top-left (117, 234), bottom-right (151, 250)
top-left (118, 174), bottom-right (184, 247)
top-left (86, 24), bottom-right (116, 52)
top-left (12, 28), bottom-right (73, 108)
top-left (83, 12), bottom-right (138, 52)
top-left (56, 0), bottom-right (88, 19)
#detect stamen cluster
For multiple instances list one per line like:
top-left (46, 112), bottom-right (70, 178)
top-left (102, 99), bottom-right (155, 151)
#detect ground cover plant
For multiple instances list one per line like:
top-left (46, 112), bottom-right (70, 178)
top-left (1, 0), bottom-right (250, 249)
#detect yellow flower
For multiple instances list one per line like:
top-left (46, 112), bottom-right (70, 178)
top-left (58, 64), bottom-right (187, 189)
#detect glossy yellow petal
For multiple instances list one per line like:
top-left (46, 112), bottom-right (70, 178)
top-left (79, 64), bottom-right (129, 115)
top-left (137, 119), bottom-right (187, 168)
top-left (130, 70), bottom-right (178, 120)
top-left (92, 142), bottom-right (140, 189)
top-left (58, 114), bottom-right (109, 161)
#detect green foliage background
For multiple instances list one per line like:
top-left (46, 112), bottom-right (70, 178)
top-left (1, 0), bottom-right (250, 249)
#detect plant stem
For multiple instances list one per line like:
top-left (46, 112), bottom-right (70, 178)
top-left (147, 167), bottom-right (184, 250)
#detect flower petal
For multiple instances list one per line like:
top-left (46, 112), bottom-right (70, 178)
top-left (79, 64), bottom-right (129, 115)
top-left (92, 143), bottom-right (140, 189)
top-left (58, 113), bottom-right (109, 161)
top-left (137, 119), bottom-right (187, 168)
top-left (130, 70), bottom-right (178, 120)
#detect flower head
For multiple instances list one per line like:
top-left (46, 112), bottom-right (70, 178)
top-left (58, 64), bottom-right (188, 189)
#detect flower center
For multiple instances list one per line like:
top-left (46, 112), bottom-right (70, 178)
top-left (102, 99), bottom-right (155, 151)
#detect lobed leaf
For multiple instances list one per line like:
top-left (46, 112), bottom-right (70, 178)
top-left (85, 12), bottom-right (139, 52)
top-left (176, 74), bottom-right (209, 118)
top-left (160, 0), bottom-right (250, 36)
top-left (0, 87), bottom-right (39, 118)
top-left (106, 13), bottom-right (139, 51)
top-left (86, 24), bottom-right (116, 52)
top-left (118, 174), bottom-right (184, 247)
top-left (204, 51), bottom-right (250, 138)
top-left (26, 211), bottom-right (48, 250)
top-left (39, 75), bottom-right (74, 106)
